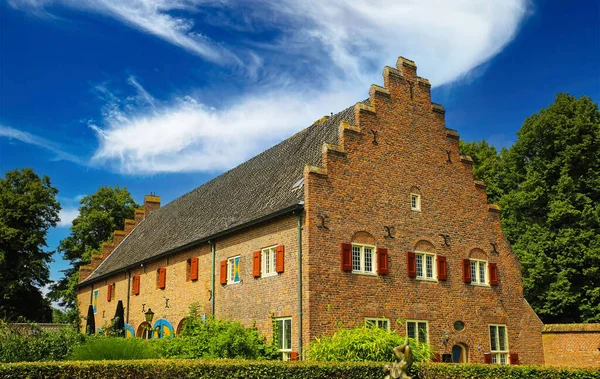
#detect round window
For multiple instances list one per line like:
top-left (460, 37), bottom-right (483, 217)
top-left (454, 321), bottom-right (465, 331)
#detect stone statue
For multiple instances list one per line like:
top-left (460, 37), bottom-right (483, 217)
top-left (384, 337), bottom-right (413, 379)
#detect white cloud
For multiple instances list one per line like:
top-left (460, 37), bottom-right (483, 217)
top-left (9, 0), bottom-right (529, 174)
top-left (0, 125), bottom-right (84, 165)
top-left (91, 81), bottom-right (358, 174)
top-left (7, 0), bottom-right (240, 64)
top-left (57, 207), bottom-right (79, 227)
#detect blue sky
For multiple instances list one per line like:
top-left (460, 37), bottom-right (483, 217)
top-left (1, 0), bottom-right (599, 293)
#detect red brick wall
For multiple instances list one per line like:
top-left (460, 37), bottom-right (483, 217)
top-left (543, 324), bottom-right (600, 367)
top-left (303, 57), bottom-right (544, 364)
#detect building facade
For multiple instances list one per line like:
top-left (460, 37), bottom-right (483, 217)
top-left (77, 57), bottom-right (545, 364)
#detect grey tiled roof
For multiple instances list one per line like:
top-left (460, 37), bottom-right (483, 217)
top-left (81, 103), bottom-right (362, 284)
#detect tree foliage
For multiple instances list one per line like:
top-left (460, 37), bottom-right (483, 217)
top-left (459, 139), bottom-right (505, 204)
top-left (49, 186), bottom-right (137, 320)
top-left (464, 94), bottom-right (600, 323)
top-left (0, 168), bottom-right (60, 321)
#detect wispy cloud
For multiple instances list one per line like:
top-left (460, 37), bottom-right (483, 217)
top-left (90, 79), bottom-right (357, 174)
top-left (7, 0), bottom-right (240, 65)
top-left (0, 125), bottom-right (85, 165)
top-left (8, 0), bottom-right (530, 174)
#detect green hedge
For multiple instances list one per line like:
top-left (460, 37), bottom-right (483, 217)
top-left (0, 360), bottom-right (598, 379)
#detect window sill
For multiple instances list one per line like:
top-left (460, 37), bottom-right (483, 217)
top-left (227, 281), bottom-right (241, 285)
top-left (416, 277), bottom-right (437, 282)
top-left (351, 271), bottom-right (378, 276)
top-left (261, 273), bottom-right (278, 279)
top-left (470, 283), bottom-right (490, 287)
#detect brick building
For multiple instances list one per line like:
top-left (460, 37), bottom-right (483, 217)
top-left (77, 57), bottom-right (545, 364)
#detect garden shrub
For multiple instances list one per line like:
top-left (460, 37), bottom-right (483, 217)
top-left (70, 336), bottom-right (159, 361)
top-left (0, 320), bottom-right (85, 362)
top-left (154, 303), bottom-right (279, 360)
top-left (1, 360), bottom-right (598, 379)
top-left (307, 325), bottom-right (433, 363)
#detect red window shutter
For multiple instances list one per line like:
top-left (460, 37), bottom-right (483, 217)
top-left (377, 248), bottom-right (389, 275)
top-left (462, 259), bottom-right (471, 283)
top-left (406, 251), bottom-right (416, 278)
top-left (107, 283), bottom-right (113, 301)
top-left (489, 263), bottom-right (499, 286)
top-left (133, 275), bottom-right (140, 295)
top-left (432, 353), bottom-right (441, 362)
top-left (340, 243), bottom-right (352, 271)
top-left (289, 351), bottom-right (299, 361)
top-left (437, 255), bottom-right (447, 281)
top-left (190, 257), bottom-right (199, 281)
top-left (276, 245), bottom-right (285, 273)
top-left (483, 353), bottom-right (492, 364)
top-left (509, 353), bottom-right (519, 365)
top-left (252, 251), bottom-right (261, 277)
top-left (158, 267), bottom-right (166, 289)
top-left (220, 260), bottom-right (227, 284)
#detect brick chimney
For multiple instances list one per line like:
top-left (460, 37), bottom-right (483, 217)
top-left (78, 193), bottom-right (161, 283)
top-left (144, 193), bottom-right (161, 218)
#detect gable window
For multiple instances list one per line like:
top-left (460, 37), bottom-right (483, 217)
top-left (365, 317), bottom-right (390, 331)
top-left (411, 194), bottom-right (421, 211)
top-left (351, 243), bottom-right (376, 274)
top-left (275, 317), bottom-right (292, 360)
top-left (227, 256), bottom-right (240, 284)
top-left (489, 325), bottom-right (509, 364)
top-left (262, 246), bottom-right (277, 277)
top-left (415, 252), bottom-right (436, 280)
top-left (406, 320), bottom-right (428, 343)
top-left (470, 259), bottom-right (487, 285)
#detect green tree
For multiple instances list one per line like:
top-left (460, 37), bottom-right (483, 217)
top-left (0, 168), bottom-right (60, 321)
top-left (49, 186), bottom-right (137, 321)
top-left (500, 94), bottom-right (600, 323)
top-left (459, 139), bottom-right (505, 204)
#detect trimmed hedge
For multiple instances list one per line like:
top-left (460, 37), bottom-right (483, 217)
top-left (415, 363), bottom-right (600, 378)
top-left (1, 360), bottom-right (599, 379)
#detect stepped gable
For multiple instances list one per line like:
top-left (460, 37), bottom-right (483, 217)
top-left (80, 102), bottom-right (365, 284)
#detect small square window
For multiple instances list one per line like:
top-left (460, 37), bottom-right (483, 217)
top-left (406, 320), bottom-right (428, 343)
top-left (411, 194), bottom-right (421, 211)
top-left (227, 256), bottom-right (240, 284)
top-left (261, 246), bottom-right (278, 277)
top-left (365, 317), bottom-right (390, 331)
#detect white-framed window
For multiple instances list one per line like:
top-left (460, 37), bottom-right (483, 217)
top-left (365, 317), bottom-right (390, 331)
top-left (489, 324), bottom-right (509, 364)
top-left (227, 256), bottom-right (240, 284)
top-left (406, 320), bottom-right (428, 343)
top-left (351, 243), bottom-right (377, 274)
top-left (415, 251), bottom-right (436, 281)
top-left (262, 245), bottom-right (277, 278)
top-left (275, 317), bottom-right (292, 360)
top-left (411, 193), bottom-right (421, 211)
top-left (470, 259), bottom-right (488, 285)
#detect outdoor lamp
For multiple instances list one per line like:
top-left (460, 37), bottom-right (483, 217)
top-left (145, 308), bottom-right (154, 323)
